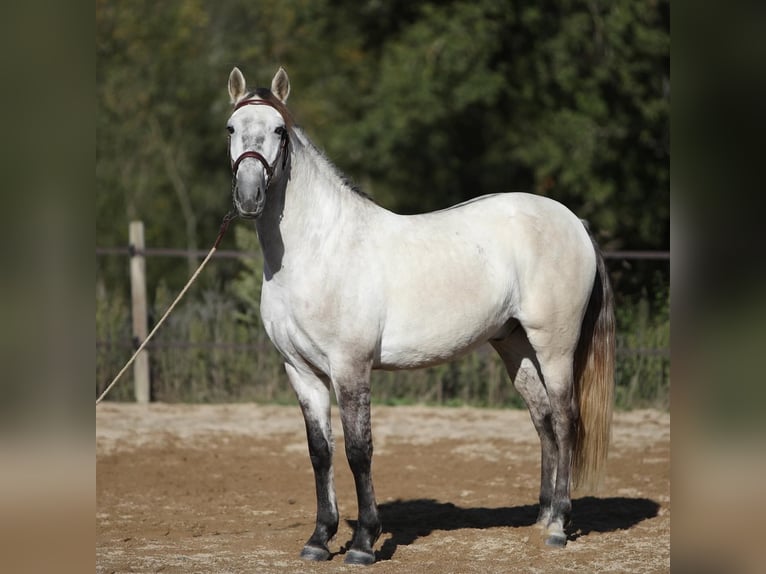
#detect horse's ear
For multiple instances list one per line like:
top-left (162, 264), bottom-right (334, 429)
top-left (271, 67), bottom-right (290, 103)
top-left (228, 67), bottom-right (247, 104)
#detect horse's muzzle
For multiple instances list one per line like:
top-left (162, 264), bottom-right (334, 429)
top-left (234, 185), bottom-right (265, 219)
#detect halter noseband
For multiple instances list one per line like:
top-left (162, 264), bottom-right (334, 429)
top-left (229, 98), bottom-right (290, 186)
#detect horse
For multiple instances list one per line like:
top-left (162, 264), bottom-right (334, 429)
top-left (225, 66), bottom-right (615, 565)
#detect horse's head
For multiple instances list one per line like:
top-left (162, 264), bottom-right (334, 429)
top-left (227, 67), bottom-right (292, 219)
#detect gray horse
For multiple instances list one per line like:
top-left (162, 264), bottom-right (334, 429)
top-left (226, 67), bottom-right (614, 565)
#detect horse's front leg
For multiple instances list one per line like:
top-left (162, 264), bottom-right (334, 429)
top-left (285, 364), bottom-right (339, 561)
top-left (334, 366), bottom-right (381, 565)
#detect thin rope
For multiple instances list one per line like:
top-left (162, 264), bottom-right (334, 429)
top-left (96, 211), bottom-right (237, 405)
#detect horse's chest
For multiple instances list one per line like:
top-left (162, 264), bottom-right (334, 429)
top-left (259, 283), bottom-right (344, 368)
top-left (260, 286), bottom-right (299, 351)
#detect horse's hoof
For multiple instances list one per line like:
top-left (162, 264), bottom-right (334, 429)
top-left (344, 549), bottom-right (376, 565)
top-left (300, 544), bottom-right (331, 561)
top-left (544, 532), bottom-right (568, 548)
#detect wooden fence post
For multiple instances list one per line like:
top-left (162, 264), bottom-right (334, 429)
top-left (129, 221), bottom-right (151, 403)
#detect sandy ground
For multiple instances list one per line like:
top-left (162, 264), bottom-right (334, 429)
top-left (97, 404), bottom-right (669, 573)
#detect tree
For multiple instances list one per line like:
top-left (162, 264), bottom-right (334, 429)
top-left (345, 0), bottom-right (668, 255)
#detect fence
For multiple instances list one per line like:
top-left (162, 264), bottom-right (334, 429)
top-left (96, 221), bottom-right (670, 406)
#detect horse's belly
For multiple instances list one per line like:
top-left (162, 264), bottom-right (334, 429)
top-left (375, 302), bottom-right (509, 370)
top-left (374, 238), bottom-right (516, 370)
top-left (376, 328), bottom-right (499, 370)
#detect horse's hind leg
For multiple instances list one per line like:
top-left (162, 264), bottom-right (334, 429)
top-left (285, 363), bottom-right (339, 561)
top-left (331, 363), bottom-right (381, 565)
top-left (491, 330), bottom-right (557, 528)
top-left (524, 327), bottom-right (580, 548)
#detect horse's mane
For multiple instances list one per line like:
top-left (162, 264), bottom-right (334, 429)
top-left (244, 87), bottom-right (374, 203)
top-left (294, 128), bottom-right (374, 203)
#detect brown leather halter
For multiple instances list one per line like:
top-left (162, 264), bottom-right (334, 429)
top-left (229, 98), bottom-right (290, 185)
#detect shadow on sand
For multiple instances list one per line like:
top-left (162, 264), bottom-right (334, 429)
top-left (343, 496), bottom-right (660, 561)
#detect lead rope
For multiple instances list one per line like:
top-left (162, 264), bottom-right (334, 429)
top-left (96, 209), bottom-right (238, 405)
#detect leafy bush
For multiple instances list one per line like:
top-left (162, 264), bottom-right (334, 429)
top-left (96, 282), bottom-right (133, 402)
top-left (614, 287), bottom-right (670, 409)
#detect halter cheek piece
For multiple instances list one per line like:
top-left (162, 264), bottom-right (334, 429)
top-left (229, 98), bottom-right (290, 190)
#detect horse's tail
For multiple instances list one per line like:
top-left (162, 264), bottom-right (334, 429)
top-left (572, 232), bottom-right (615, 491)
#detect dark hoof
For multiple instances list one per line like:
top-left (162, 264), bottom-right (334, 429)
top-left (344, 549), bottom-right (376, 565)
top-left (300, 544), bottom-right (331, 561)
top-left (545, 532), bottom-right (568, 548)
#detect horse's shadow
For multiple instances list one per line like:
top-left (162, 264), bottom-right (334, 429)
top-left (344, 496), bottom-right (660, 561)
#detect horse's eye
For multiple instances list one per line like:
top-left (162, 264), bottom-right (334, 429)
top-left (226, 125), bottom-right (234, 135)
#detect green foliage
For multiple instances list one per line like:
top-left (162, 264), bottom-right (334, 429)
top-left (614, 285), bottom-right (670, 409)
top-left (149, 282), bottom-right (287, 403)
top-left (349, 1), bottom-right (510, 211)
top-left (96, 282), bottom-right (133, 401)
top-left (228, 226), bottom-right (265, 329)
top-left (95, 277), bottom-right (290, 404)
top-left (340, 0), bottom-right (669, 258)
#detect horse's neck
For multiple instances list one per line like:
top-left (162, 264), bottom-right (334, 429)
top-left (255, 131), bottom-right (376, 279)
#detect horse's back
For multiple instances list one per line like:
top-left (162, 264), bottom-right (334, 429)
top-left (374, 193), bottom-right (596, 369)
top-left (383, 192), bottom-right (596, 301)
